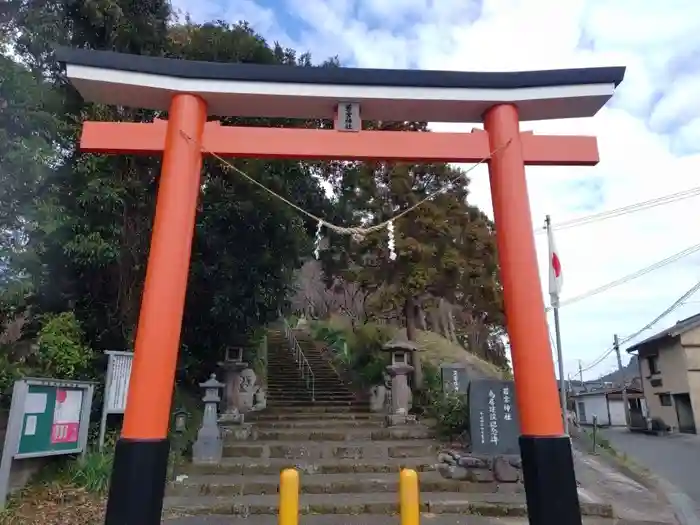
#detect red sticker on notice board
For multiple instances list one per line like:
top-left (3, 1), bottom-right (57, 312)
top-left (51, 388), bottom-right (83, 444)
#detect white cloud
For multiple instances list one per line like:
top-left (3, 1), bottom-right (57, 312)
top-left (176, 0), bottom-right (700, 379)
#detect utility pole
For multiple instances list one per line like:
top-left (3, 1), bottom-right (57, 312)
top-left (614, 334), bottom-right (631, 427)
top-left (578, 360), bottom-right (584, 385)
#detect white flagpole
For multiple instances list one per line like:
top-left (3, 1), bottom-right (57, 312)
top-left (546, 215), bottom-right (568, 435)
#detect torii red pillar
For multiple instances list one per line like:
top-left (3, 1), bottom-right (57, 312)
top-left (87, 98), bottom-right (596, 525)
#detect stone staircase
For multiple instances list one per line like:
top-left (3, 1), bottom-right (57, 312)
top-left (163, 327), bottom-right (614, 521)
top-left (264, 327), bottom-right (365, 409)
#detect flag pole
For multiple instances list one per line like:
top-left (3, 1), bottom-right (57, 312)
top-left (553, 302), bottom-right (568, 434)
top-left (546, 215), bottom-right (569, 435)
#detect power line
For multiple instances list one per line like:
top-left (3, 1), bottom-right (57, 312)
top-left (545, 242), bottom-right (700, 312)
top-left (534, 185), bottom-right (700, 235)
top-left (579, 280), bottom-right (700, 374)
top-left (620, 282), bottom-right (700, 345)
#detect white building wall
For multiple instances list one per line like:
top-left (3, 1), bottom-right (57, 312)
top-left (608, 400), bottom-right (627, 426)
top-left (576, 395), bottom-right (610, 426)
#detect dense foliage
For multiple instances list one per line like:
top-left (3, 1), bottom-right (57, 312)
top-left (0, 0), bottom-right (507, 399)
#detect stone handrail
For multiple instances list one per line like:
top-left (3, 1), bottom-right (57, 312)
top-left (281, 316), bottom-right (316, 402)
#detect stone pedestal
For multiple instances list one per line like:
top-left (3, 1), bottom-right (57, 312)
top-left (381, 336), bottom-right (418, 426)
top-left (193, 374), bottom-right (224, 465)
top-left (222, 422), bottom-right (253, 441)
top-left (218, 360), bottom-right (249, 424)
top-left (386, 363), bottom-right (414, 426)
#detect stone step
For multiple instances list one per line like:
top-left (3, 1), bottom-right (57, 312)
top-left (249, 412), bottom-right (381, 421)
top-left (223, 440), bottom-right (440, 460)
top-left (267, 371), bottom-right (338, 378)
top-left (267, 348), bottom-right (318, 353)
top-left (265, 387), bottom-right (352, 394)
top-left (265, 392), bottom-right (356, 399)
top-left (267, 332), bottom-right (312, 340)
top-left (184, 457), bottom-right (438, 476)
top-left (250, 419), bottom-right (384, 429)
top-left (266, 397), bottom-right (358, 403)
top-left (266, 348), bottom-right (322, 354)
top-left (267, 368), bottom-right (329, 373)
top-left (262, 406), bottom-right (370, 413)
top-left (266, 390), bottom-right (353, 397)
top-left (267, 399), bottom-right (365, 406)
top-left (248, 427), bottom-right (434, 442)
top-left (162, 515), bottom-right (621, 525)
top-left (265, 404), bottom-right (368, 410)
top-left (266, 381), bottom-right (345, 387)
top-left (267, 376), bottom-right (341, 382)
top-left (267, 364), bottom-right (334, 369)
top-left (266, 382), bottom-right (348, 388)
top-left (265, 394), bottom-right (356, 401)
top-left (265, 384), bottom-right (350, 390)
top-left (164, 491), bottom-right (613, 517)
top-left (267, 353), bottom-right (326, 359)
top-left (267, 380), bottom-right (341, 386)
top-left (167, 471), bottom-right (512, 498)
top-left (268, 370), bottom-right (337, 375)
top-left (267, 356), bottom-right (322, 363)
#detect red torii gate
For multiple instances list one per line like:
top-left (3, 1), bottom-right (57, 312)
top-left (56, 47), bottom-right (625, 525)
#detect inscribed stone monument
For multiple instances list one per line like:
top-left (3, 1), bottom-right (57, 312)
top-left (440, 363), bottom-right (470, 394)
top-left (468, 379), bottom-right (520, 455)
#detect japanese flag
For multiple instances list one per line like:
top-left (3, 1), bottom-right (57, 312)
top-left (547, 224), bottom-right (563, 304)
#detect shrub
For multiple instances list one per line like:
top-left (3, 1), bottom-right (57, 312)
top-left (310, 322), bottom-right (347, 353)
top-left (420, 362), bottom-right (469, 440)
top-left (347, 323), bottom-right (393, 385)
top-left (0, 354), bottom-right (30, 406)
top-left (428, 389), bottom-right (470, 441)
top-left (36, 312), bottom-right (93, 380)
top-left (346, 323), bottom-right (392, 357)
top-left (421, 361), bottom-right (442, 392)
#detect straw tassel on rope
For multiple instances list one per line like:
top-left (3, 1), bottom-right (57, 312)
top-left (314, 220), bottom-right (323, 259)
top-left (387, 220), bottom-right (396, 261)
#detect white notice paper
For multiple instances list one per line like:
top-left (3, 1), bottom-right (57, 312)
top-left (24, 392), bottom-right (47, 414)
top-left (24, 415), bottom-right (37, 436)
top-left (54, 390), bottom-right (83, 424)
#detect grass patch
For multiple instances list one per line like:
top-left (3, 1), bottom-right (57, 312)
top-left (407, 329), bottom-right (503, 379)
top-left (311, 316), bottom-right (505, 381)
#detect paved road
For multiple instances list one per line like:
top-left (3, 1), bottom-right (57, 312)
top-left (601, 427), bottom-right (700, 510)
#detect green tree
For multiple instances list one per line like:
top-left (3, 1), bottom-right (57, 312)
top-left (321, 122), bottom-right (504, 385)
top-left (1, 7), bottom-right (338, 383)
top-left (0, 51), bottom-right (61, 279)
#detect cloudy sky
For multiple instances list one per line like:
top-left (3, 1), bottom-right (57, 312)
top-left (171, 0), bottom-right (700, 380)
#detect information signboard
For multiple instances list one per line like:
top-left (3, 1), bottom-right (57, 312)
top-left (0, 378), bottom-right (95, 508)
top-left (98, 351), bottom-right (133, 450)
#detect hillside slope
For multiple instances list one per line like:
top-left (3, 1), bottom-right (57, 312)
top-left (316, 314), bottom-right (505, 381)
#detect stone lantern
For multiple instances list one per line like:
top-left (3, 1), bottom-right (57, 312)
top-left (192, 374), bottom-right (224, 464)
top-left (218, 347), bottom-right (248, 424)
top-left (382, 337), bottom-right (417, 426)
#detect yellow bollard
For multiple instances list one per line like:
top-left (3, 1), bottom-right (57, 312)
top-left (279, 468), bottom-right (300, 525)
top-left (400, 468), bottom-right (420, 525)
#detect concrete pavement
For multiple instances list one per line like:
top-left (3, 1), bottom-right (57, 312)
top-left (600, 427), bottom-right (700, 514)
top-left (573, 446), bottom-right (677, 524)
top-left (163, 516), bottom-right (632, 524)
